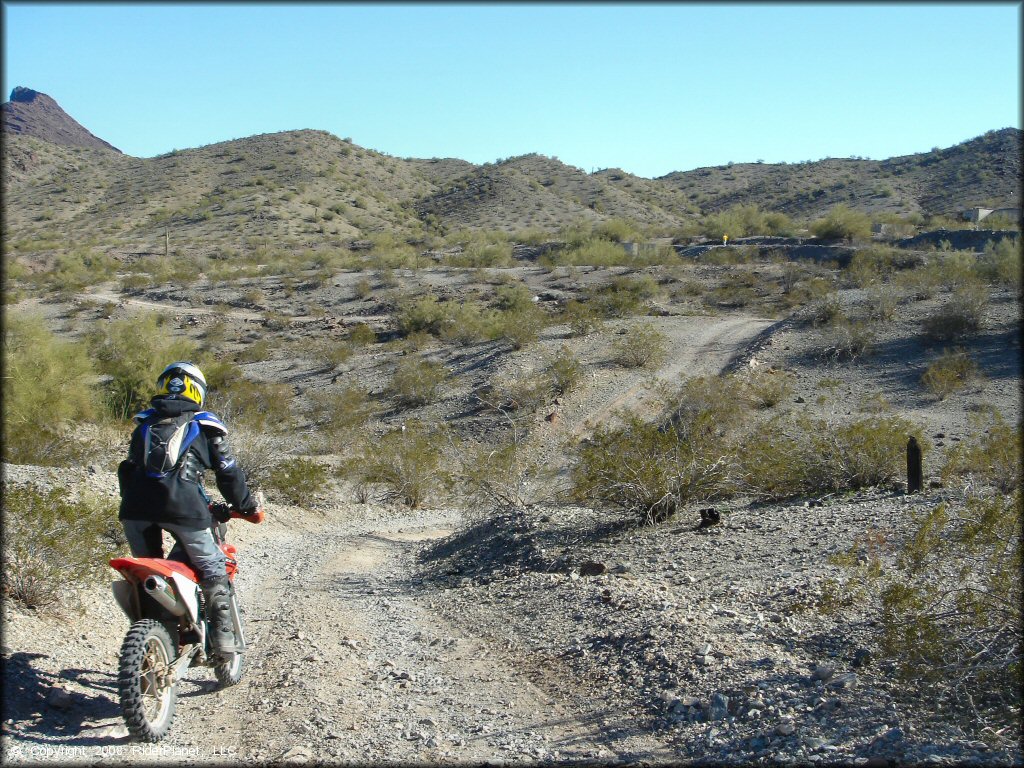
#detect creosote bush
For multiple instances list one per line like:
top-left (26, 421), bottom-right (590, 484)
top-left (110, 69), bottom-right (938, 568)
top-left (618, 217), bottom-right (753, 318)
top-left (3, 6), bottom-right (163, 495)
top-left (347, 420), bottom-right (451, 507)
top-left (3, 485), bottom-right (122, 610)
top-left (612, 322), bottom-right (668, 369)
top-left (941, 410), bottom-right (1021, 493)
top-left (921, 284), bottom-right (988, 341)
top-left (3, 314), bottom-right (97, 465)
top-left (826, 488), bottom-right (1021, 735)
top-left (920, 348), bottom-right (978, 400)
top-left (391, 357), bottom-right (447, 407)
top-left (268, 457), bottom-right (331, 505)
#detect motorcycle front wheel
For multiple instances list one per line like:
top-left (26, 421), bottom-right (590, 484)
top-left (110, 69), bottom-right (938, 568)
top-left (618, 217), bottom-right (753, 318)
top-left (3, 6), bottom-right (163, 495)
top-left (118, 619), bottom-right (177, 742)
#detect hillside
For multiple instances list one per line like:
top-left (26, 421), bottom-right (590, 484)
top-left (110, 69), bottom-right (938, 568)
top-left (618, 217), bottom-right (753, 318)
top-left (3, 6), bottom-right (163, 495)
top-left (1, 88), bottom-right (1020, 269)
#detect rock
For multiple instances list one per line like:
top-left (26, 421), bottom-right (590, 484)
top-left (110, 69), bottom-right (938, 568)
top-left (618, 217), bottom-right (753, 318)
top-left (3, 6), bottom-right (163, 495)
top-left (852, 648), bottom-right (872, 668)
top-left (708, 693), bottom-right (729, 721)
top-left (812, 662), bottom-right (835, 681)
top-left (579, 561), bottom-right (606, 576)
top-left (827, 672), bottom-right (858, 689)
top-left (281, 745), bottom-right (314, 764)
top-left (46, 687), bottom-right (73, 709)
top-left (776, 722), bottom-right (796, 736)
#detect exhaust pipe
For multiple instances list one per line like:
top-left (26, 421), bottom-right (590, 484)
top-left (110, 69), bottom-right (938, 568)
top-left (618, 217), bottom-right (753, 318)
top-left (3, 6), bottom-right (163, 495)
top-left (143, 575), bottom-right (187, 617)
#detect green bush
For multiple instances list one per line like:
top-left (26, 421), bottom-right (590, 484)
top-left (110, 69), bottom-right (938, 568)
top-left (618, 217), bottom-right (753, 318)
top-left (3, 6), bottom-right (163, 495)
top-left (391, 357), bottom-right (447, 407)
top-left (921, 283), bottom-right (988, 341)
top-left (348, 322), bottom-right (377, 346)
top-left (820, 318), bottom-right (875, 361)
top-left (309, 384), bottom-right (378, 438)
top-left (88, 313), bottom-right (196, 420)
top-left (493, 305), bottom-right (546, 350)
top-left (268, 457), bottom-right (331, 505)
top-left (828, 490), bottom-right (1021, 735)
top-left (3, 314), bottom-right (98, 464)
top-left (545, 345), bottom-right (583, 396)
top-left (563, 300), bottom-right (604, 337)
top-left (612, 322), bottom-right (668, 369)
top-left (737, 414), bottom-right (923, 500)
top-left (977, 238), bottom-right (1021, 288)
top-left (2, 484), bottom-right (122, 610)
top-left (920, 348), bottom-right (978, 400)
top-left (941, 411), bottom-right (1021, 493)
top-left (742, 368), bottom-right (795, 408)
top-left (397, 294), bottom-right (447, 337)
top-left (572, 414), bottom-right (732, 524)
top-left (810, 204), bottom-right (872, 242)
top-left (347, 420), bottom-right (450, 507)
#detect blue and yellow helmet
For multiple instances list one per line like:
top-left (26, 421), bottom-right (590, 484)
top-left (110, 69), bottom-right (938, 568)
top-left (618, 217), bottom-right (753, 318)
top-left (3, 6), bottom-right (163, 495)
top-left (156, 361), bottom-right (207, 406)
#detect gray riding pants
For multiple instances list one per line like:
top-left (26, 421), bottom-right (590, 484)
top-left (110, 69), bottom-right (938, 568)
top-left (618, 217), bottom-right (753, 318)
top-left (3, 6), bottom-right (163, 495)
top-left (121, 519), bottom-right (227, 581)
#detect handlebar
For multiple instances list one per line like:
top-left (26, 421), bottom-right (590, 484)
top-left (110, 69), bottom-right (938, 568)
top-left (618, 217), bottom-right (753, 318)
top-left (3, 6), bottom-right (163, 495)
top-left (210, 491), bottom-right (265, 524)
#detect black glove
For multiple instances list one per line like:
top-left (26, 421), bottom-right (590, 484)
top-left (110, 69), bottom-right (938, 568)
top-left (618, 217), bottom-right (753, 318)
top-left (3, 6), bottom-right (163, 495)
top-left (209, 502), bottom-right (232, 523)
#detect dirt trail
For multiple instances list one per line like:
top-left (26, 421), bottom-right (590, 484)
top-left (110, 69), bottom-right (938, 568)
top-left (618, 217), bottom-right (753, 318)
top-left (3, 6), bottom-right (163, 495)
top-left (570, 315), bottom-right (773, 438)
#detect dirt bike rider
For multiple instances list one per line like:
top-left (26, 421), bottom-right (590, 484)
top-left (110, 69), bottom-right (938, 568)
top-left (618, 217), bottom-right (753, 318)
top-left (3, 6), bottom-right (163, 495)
top-left (117, 361), bottom-right (259, 656)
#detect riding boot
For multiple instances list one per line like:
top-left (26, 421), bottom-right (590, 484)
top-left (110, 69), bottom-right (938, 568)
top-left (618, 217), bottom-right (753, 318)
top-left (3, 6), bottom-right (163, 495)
top-left (200, 576), bottom-right (239, 655)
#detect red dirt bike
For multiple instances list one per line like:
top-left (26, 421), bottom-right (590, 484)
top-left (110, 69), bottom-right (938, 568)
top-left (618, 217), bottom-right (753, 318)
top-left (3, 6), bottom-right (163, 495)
top-left (109, 498), bottom-right (264, 742)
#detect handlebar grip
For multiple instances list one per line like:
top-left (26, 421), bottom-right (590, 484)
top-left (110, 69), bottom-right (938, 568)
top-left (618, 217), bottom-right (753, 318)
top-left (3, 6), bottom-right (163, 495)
top-left (229, 508), bottom-right (265, 524)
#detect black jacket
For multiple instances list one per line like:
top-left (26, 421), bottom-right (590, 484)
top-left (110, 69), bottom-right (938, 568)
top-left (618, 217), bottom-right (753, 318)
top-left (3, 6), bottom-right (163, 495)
top-left (118, 396), bottom-right (255, 529)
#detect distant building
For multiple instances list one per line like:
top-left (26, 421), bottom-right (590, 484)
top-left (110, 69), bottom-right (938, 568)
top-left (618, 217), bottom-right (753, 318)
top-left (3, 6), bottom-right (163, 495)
top-left (962, 206), bottom-right (1022, 224)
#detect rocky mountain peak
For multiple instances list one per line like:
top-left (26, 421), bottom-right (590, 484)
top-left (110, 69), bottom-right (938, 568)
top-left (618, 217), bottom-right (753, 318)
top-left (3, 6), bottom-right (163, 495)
top-left (2, 86), bottom-right (121, 153)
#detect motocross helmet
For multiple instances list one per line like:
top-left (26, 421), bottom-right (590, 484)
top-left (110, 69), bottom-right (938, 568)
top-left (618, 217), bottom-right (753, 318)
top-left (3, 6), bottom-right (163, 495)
top-left (156, 361), bottom-right (207, 406)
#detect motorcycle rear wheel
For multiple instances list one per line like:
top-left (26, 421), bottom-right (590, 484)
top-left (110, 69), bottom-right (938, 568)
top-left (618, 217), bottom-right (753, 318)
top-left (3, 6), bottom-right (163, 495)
top-left (118, 619), bottom-right (177, 742)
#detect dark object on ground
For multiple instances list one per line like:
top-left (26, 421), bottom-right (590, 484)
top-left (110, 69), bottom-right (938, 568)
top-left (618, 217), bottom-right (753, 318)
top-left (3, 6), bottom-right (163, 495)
top-left (907, 436), bottom-right (923, 494)
top-left (698, 508), bottom-right (721, 529)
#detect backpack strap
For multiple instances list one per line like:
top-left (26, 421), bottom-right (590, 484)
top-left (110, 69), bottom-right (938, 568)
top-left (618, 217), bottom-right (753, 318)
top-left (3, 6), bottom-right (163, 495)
top-left (139, 412), bottom-right (202, 479)
top-left (194, 411), bottom-right (228, 436)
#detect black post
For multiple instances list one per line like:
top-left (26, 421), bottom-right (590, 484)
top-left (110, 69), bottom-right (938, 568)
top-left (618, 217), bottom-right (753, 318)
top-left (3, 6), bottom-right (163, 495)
top-left (907, 436), bottom-right (923, 494)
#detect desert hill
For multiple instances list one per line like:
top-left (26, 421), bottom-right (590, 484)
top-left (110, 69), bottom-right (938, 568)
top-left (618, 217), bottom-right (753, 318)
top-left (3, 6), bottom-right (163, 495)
top-left (1, 87), bottom-right (1020, 265)
top-left (1, 87), bottom-right (121, 153)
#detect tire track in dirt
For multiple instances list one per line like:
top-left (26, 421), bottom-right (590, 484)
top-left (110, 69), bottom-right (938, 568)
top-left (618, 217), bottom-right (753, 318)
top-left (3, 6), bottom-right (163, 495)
top-left (175, 505), bottom-right (649, 764)
top-left (565, 314), bottom-right (775, 440)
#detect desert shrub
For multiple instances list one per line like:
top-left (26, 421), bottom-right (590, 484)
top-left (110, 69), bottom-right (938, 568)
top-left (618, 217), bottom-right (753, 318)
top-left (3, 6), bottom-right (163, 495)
top-left (354, 276), bottom-right (373, 299)
top-left (309, 384), bottom-right (378, 438)
top-left (783, 275), bottom-right (835, 309)
top-left (3, 314), bottom-right (98, 464)
top-left (214, 377), bottom-right (294, 431)
top-left (559, 238), bottom-right (632, 267)
top-left (845, 246), bottom-right (904, 288)
top-left (810, 204), bottom-right (872, 242)
top-left (977, 237), bottom-right (1022, 288)
top-left (820, 318), bottom-right (875, 361)
top-left (390, 357), bottom-right (447, 407)
top-left (572, 414), bottom-right (732, 524)
top-left (397, 294), bottom-right (447, 337)
top-left (707, 271), bottom-right (761, 307)
top-left (941, 411), bottom-right (1021, 493)
top-left (235, 338), bottom-right (273, 363)
top-left (439, 301), bottom-right (498, 345)
top-left (738, 414), bottom-right (922, 500)
top-left (921, 283), bottom-right (988, 341)
top-left (589, 275), bottom-right (660, 318)
top-left (348, 322), bottom-right (377, 346)
top-left (701, 204), bottom-right (787, 239)
top-left (544, 345), bottom-right (583, 396)
top-left (612, 322), bottom-right (668, 369)
top-left (268, 457), bottom-right (331, 505)
top-left (347, 420), bottom-right (450, 507)
top-left (563, 300), bottom-right (603, 337)
top-left (493, 283), bottom-right (536, 313)
top-left (920, 348), bottom-right (978, 400)
top-left (865, 284), bottom-right (900, 321)
top-left (2, 485), bottom-right (122, 610)
top-left (741, 368), bottom-right (795, 408)
top-left (460, 439), bottom-right (545, 514)
top-left (829, 490), bottom-right (1021, 735)
top-left (493, 305), bottom-right (546, 350)
top-left (88, 313), bottom-right (197, 420)
top-left (807, 294), bottom-right (844, 327)
top-left (487, 371), bottom-right (551, 412)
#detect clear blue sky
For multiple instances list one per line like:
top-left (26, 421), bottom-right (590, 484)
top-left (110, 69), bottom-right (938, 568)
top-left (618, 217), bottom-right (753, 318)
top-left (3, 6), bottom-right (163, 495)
top-left (3, 2), bottom-right (1020, 178)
